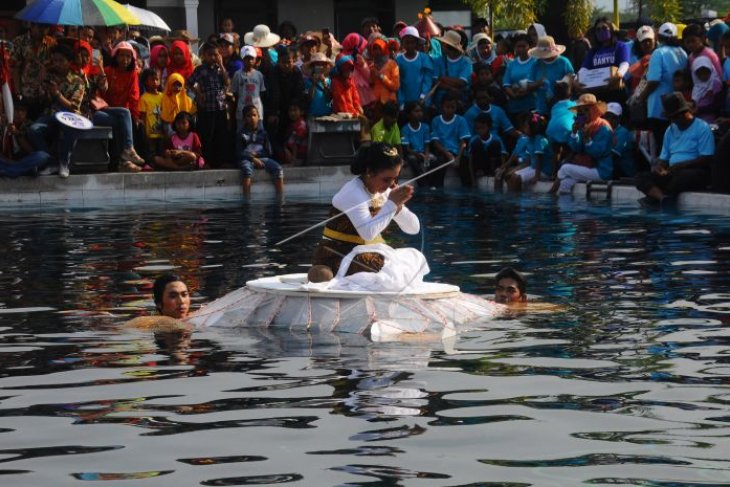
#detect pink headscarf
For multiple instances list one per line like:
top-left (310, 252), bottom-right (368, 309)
top-left (341, 33), bottom-right (368, 56)
top-left (111, 41), bottom-right (138, 64)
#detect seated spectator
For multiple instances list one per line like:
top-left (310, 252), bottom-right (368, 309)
top-left (464, 83), bottom-right (516, 141)
top-left (331, 55), bottom-right (363, 117)
top-left (465, 112), bottom-right (507, 187)
top-left (546, 77), bottom-right (576, 164)
top-left (238, 105), bottom-right (284, 197)
top-left (507, 112), bottom-right (553, 192)
top-left (430, 92), bottom-right (470, 187)
top-left (303, 53), bottom-right (333, 117)
top-left (0, 101), bottom-right (53, 177)
top-left (603, 102), bottom-right (637, 178)
top-left (281, 100), bottom-right (308, 165)
top-left (549, 93), bottom-right (614, 194)
top-left (161, 73), bottom-right (196, 134)
top-left (635, 92), bottom-right (715, 208)
top-left (400, 101), bottom-right (433, 187)
top-left (496, 119), bottom-right (532, 191)
top-left (28, 44), bottom-right (86, 178)
top-left (371, 101), bottom-right (401, 149)
top-left (153, 111), bottom-right (204, 171)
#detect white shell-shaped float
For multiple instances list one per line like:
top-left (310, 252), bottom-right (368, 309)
top-left (188, 274), bottom-right (505, 340)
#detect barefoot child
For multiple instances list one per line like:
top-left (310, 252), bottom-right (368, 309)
top-left (154, 111), bottom-right (205, 170)
top-left (239, 104), bottom-right (284, 197)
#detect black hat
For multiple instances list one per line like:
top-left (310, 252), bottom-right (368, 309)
top-left (661, 91), bottom-right (691, 118)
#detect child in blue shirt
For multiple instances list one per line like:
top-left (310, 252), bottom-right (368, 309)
top-left (465, 112), bottom-right (507, 187)
top-left (509, 112), bottom-right (554, 191)
top-left (603, 102), bottom-right (637, 178)
top-left (396, 27), bottom-right (433, 107)
top-left (430, 92), bottom-right (471, 187)
top-left (400, 101), bottom-right (433, 187)
top-left (527, 36), bottom-right (575, 114)
top-left (463, 84), bottom-right (517, 141)
top-left (502, 34), bottom-right (537, 116)
top-left (433, 31), bottom-right (472, 110)
top-left (239, 105), bottom-right (284, 197)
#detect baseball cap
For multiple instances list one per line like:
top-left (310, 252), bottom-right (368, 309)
top-left (606, 102), bottom-right (623, 117)
top-left (218, 33), bottom-right (235, 45)
top-left (399, 26), bottom-right (424, 41)
top-left (658, 22), bottom-right (678, 38)
top-left (240, 45), bottom-right (257, 59)
top-left (636, 25), bottom-right (655, 42)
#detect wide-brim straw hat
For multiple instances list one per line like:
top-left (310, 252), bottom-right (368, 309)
top-left (435, 30), bottom-right (464, 54)
top-left (244, 24), bottom-right (280, 48)
top-left (569, 93), bottom-right (607, 114)
top-left (167, 29), bottom-right (199, 42)
top-left (528, 35), bottom-right (566, 59)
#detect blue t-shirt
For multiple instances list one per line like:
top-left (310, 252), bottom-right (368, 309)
top-left (502, 56), bottom-right (537, 114)
top-left (546, 99), bottom-right (577, 144)
top-left (612, 124), bottom-right (636, 177)
top-left (660, 118), bottom-right (715, 166)
top-left (469, 133), bottom-right (507, 155)
top-left (400, 121), bottom-right (431, 153)
top-left (304, 77), bottom-right (332, 117)
top-left (463, 103), bottom-right (513, 137)
top-left (529, 134), bottom-right (553, 175)
top-left (723, 57), bottom-right (730, 82)
top-left (430, 114), bottom-right (471, 154)
top-left (396, 52), bottom-right (433, 105)
top-left (568, 124), bottom-right (614, 180)
top-left (529, 56), bottom-right (575, 114)
top-left (511, 135), bottom-right (532, 162)
top-left (433, 54), bottom-right (472, 108)
top-left (581, 42), bottom-right (630, 70)
top-left (646, 45), bottom-right (688, 120)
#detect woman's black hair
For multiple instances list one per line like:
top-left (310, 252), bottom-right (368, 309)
top-left (173, 111), bottom-right (195, 129)
top-left (242, 104), bottom-right (259, 117)
top-left (51, 44), bottom-right (75, 62)
top-left (153, 274), bottom-right (184, 309)
top-left (403, 100), bottom-right (420, 116)
top-left (350, 142), bottom-right (402, 175)
top-left (474, 111), bottom-right (493, 127)
top-left (140, 68), bottom-right (157, 87)
top-left (682, 23), bottom-right (706, 41)
top-left (512, 33), bottom-right (531, 46)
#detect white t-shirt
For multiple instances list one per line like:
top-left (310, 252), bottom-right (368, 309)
top-left (231, 68), bottom-right (266, 120)
top-left (332, 177), bottom-right (420, 242)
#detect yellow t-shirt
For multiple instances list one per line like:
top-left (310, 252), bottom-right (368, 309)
top-left (140, 92), bottom-right (164, 139)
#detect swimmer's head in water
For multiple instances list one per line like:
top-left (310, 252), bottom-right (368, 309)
top-left (153, 274), bottom-right (191, 319)
top-left (307, 265), bottom-right (334, 283)
top-left (494, 267), bottom-right (527, 304)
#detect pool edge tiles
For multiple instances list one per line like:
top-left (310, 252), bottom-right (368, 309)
top-left (0, 167), bottom-right (729, 213)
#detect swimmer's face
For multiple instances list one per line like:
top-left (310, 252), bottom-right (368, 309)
top-left (159, 281), bottom-right (190, 319)
top-left (495, 277), bottom-right (525, 304)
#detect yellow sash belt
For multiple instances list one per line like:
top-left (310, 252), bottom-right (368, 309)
top-left (323, 227), bottom-right (385, 245)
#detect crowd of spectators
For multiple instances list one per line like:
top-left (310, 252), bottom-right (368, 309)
top-left (1, 13), bottom-right (730, 203)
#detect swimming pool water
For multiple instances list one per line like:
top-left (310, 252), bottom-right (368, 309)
top-left (1, 192), bottom-right (730, 486)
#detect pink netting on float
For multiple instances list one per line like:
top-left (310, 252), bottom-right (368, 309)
top-left (188, 287), bottom-right (505, 336)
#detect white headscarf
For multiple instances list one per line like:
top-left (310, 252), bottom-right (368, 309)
top-left (691, 55), bottom-right (722, 104)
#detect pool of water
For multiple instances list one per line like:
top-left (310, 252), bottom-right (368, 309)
top-left (1, 192), bottom-right (730, 486)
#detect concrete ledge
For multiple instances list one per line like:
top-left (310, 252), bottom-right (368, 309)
top-left (1, 166), bottom-right (729, 213)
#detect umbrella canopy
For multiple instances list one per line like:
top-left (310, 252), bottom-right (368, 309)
top-left (125, 4), bottom-right (171, 32)
top-left (16, 0), bottom-right (140, 27)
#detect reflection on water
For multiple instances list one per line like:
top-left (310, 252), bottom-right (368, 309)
top-left (1, 193), bottom-right (730, 486)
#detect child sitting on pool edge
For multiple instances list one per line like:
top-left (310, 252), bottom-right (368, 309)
top-left (238, 104), bottom-right (284, 197)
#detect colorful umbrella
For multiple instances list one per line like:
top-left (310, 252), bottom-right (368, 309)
top-left (124, 5), bottom-right (171, 32)
top-left (15, 0), bottom-right (141, 27)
